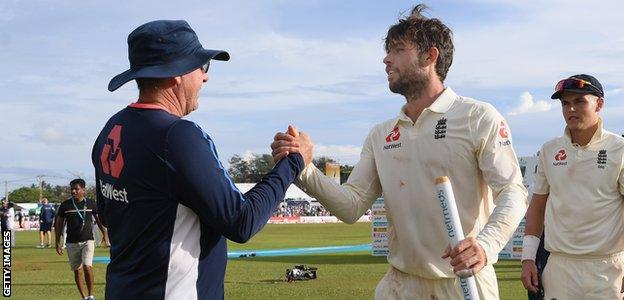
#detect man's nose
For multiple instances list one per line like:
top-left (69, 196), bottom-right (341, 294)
top-left (383, 54), bottom-right (391, 66)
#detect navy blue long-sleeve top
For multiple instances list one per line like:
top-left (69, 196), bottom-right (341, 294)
top-left (92, 103), bottom-right (303, 299)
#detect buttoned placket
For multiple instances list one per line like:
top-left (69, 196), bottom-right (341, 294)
top-left (572, 143), bottom-right (582, 160)
top-left (407, 108), bottom-right (431, 139)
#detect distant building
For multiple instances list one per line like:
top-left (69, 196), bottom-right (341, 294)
top-left (235, 183), bottom-right (314, 201)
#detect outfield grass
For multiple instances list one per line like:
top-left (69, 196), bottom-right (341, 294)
top-left (11, 223), bottom-right (526, 299)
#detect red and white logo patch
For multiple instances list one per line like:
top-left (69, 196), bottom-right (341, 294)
top-left (385, 126), bottom-right (400, 143)
top-left (498, 121), bottom-right (509, 139)
top-left (554, 149), bottom-right (567, 161)
top-left (100, 125), bottom-right (125, 178)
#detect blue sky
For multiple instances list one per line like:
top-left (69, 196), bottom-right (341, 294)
top-left (1, 0), bottom-right (623, 190)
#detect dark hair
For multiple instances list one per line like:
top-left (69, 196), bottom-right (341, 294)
top-left (385, 4), bottom-right (454, 82)
top-left (70, 178), bottom-right (86, 188)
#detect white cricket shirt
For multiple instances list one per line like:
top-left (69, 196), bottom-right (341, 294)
top-left (534, 120), bottom-right (624, 256)
top-left (297, 87), bottom-right (528, 278)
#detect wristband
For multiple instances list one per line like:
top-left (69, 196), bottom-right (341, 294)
top-left (521, 235), bottom-right (540, 261)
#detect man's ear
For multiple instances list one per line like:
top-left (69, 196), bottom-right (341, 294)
top-left (421, 47), bottom-right (439, 67)
top-left (596, 97), bottom-right (604, 112)
top-left (159, 77), bottom-right (181, 90)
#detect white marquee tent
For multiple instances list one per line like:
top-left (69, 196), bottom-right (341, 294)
top-left (235, 183), bottom-right (314, 200)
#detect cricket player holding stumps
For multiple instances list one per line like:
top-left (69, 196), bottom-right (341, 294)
top-left (271, 4), bottom-right (528, 299)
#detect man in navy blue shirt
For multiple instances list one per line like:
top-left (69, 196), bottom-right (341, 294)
top-left (37, 198), bottom-right (55, 248)
top-left (93, 20), bottom-right (312, 299)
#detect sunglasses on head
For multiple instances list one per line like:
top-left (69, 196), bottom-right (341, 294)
top-left (554, 77), bottom-right (600, 94)
top-left (201, 61), bottom-right (210, 73)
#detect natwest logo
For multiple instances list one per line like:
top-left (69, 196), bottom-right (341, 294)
top-left (385, 126), bottom-right (400, 143)
top-left (554, 149), bottom-right (567, 161)
top-left (553, 149), bottom-right (568, 166)
top-left (499, 121), bottom-right (509, 138)
top-left (100, 125), bottom-right (125, 178)
top-left (99, 180), bottom-right (128, 203)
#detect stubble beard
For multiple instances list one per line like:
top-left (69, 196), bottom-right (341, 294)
top-left (389, 66), bottom-right (430, 100)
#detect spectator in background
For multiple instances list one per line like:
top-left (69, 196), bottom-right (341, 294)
top-left (1, 201), bottom-right (16, 247)
top-left (38, 198), bottom-right (55, 248)
top-left (55, 179), bottom-right (107, 300)
top-left (16, 210), bottom-right (24, 229)
top-left (92, 210), bottom-right (110, 248)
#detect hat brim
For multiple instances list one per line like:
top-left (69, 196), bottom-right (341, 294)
top-left (108, 49), bottom-right (229, 92)
top-left (551, 88), bottom-right (602, 99)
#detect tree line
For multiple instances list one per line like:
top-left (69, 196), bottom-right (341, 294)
top-left (4, 154), bottom-right (352, 203)
top-left (5, 181), bottom-right (96, 203)
top-left (227, 153), bottom-right (353, 183)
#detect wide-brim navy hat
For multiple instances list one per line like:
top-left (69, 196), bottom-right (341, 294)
top-left (108, 20), bottom-right (230, 92)
top-left (550, 74), bottom-right (604, 100)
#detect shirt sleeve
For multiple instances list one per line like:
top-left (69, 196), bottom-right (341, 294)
top-left (472, 105), bottom-right (529, 265)
top-left (90, 199), bottom-right (98, 215)
top-left (296, 128), bottom-right (382, 224)
top-left (96, 198), bottom-right (106, 227)
top-left (619, 159), bottom-right (624, 197)
top-left (166, 120), bottom-right (303, 243)
top-left (532, 145), bottom-right (550, 195)
top-left (57, 202), bottom-right (66, 219)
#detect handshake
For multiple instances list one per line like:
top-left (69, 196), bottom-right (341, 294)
top-left (271, 125), bottom-right (314, 167)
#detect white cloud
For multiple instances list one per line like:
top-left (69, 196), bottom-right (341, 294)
top-left (508, 92), bottom-right (553, 116)
top-left (449, 0), bottom-right (624, 91)
top-left (3, 0), bottom-right (624, 188)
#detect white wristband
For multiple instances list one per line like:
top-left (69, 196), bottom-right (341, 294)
top-left (521, 235), bottom-right (540, 261)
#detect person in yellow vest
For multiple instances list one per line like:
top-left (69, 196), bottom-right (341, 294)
top-left (271, 4), bottom-right (528, 299)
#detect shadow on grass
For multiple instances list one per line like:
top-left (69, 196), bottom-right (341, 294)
top-left (225, 279), bottom-right (316, 285)
top-left (13, 283), bottom-right (105, 286)
top-left (224, 279), bottom-right (288, 285)
top-left (497, 277), bottom-right (521, 282)
top-left (233, 253), bottom-right (387, 265)
top-left (494, 264), bottom-right (521, 270)
top-left (42, 260), bottom-right (76, 264)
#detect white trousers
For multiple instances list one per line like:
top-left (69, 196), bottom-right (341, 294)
top-left (374, 265), bottom-right (499, 299)
top-left (543, 252), bottom-right (624, 300)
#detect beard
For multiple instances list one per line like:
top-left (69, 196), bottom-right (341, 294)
top-left (389, 66), bottom-right (430, 99)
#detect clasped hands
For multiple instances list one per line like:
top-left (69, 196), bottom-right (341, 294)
top-left (271, 125), bottom-right (314, 167)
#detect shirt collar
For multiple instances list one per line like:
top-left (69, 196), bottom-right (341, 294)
top-left (428, 87), bottom-right (457, 113)
top-left (128, 102), bottom-right (172, 114)
top-left (394, 87), bottom-right (457, 126)
top-left (563, 118), bottom-right (604, 147)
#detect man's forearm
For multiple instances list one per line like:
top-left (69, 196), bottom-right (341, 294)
top-left (524, 193), bottom-right (548, 237)
top-left (476, 183), bottom-right (528, 264)
top-left (54, 219), bottom-right (63, 244)
top-left (95, 216), bottom-right (107, 236)
top-left (297, 164), bottom-right (380, 224)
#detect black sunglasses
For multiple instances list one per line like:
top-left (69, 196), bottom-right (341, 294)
top-left (201, 61), bottom-right (210, 73)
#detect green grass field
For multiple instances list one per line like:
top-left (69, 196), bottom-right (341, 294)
top-left (10, 223), bottom-right (527, 299)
